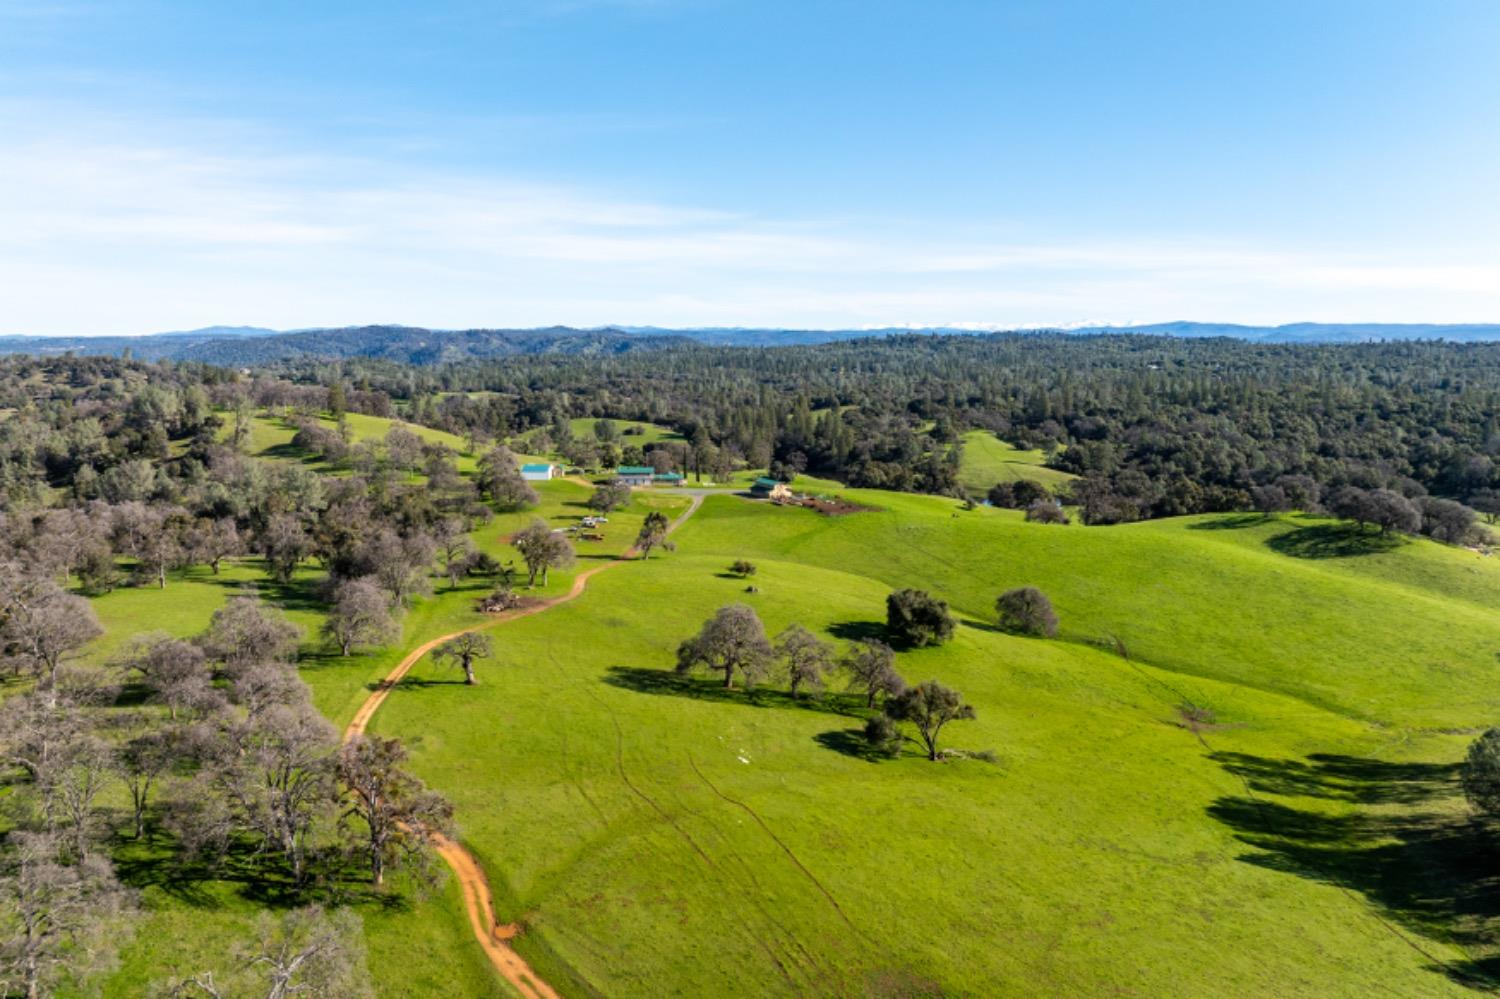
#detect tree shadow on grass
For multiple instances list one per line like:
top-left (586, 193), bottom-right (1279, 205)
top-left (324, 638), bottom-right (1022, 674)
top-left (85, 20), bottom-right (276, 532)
top-left (604, 666), bottom-right (865, 719)
top-left (200, 572), bottom-right (326, 613)
top-left (369, 676), bottom-right (471, 692)
top-left (1207, 751), bottom-right (1500, 988)
top-left (827, 620), bottom-right (888, 643)
top-left (1188, 513), bottom-right (1273, 531)
top-left (1265, 523), bottom-right (1408, 559)
top-left (1211, 752), bottom-right (1461, 805)
top-left (813, 729), bottom-right (890, 762)
top-left (112, 831), bottom-right (386, 912)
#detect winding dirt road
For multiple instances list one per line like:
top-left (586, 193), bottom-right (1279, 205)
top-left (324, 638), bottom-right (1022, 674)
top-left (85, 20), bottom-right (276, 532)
top-left (341, 494), bottom-right (703, 998)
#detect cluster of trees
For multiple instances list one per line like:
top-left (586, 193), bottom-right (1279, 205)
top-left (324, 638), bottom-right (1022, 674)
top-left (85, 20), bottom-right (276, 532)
top-left (0, 584), bottom-right (447, 996)
top-left (673, 596), bottom-right (980, 761)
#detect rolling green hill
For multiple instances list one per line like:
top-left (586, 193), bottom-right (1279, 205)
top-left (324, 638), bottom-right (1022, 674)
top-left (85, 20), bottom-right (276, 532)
top-left (360, 492), bottom-right (1500, 996)
top-left (39, 427), bottom-right (1500, 996)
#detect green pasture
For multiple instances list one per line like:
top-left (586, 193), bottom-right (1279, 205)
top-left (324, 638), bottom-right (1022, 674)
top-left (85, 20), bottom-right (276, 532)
top-left (956, 430), bottom-right (1076, 494)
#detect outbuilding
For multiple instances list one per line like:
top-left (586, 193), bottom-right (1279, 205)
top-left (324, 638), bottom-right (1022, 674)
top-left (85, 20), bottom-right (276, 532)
top-left (520, 463), bottom-right (559, 481)
top-left (750, 477), bottom-right (793, 501)
top-left (615, 466), bottom-right (655, 487)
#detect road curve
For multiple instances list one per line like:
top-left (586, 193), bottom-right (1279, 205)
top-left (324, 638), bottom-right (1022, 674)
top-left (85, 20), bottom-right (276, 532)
top-left (341, 493), bottom-right (704, 997)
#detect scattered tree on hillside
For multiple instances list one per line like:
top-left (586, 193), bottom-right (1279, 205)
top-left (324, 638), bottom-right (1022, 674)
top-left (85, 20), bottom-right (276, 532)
top-left (588, 481), bottom-right (632, 514)
top-left (995, 587), bottom-right (1059, 638)
top-left (212, 703), bottom-right (339, 884)
top-left (510, 520), bottom-right (575, 587)
top-left (634, 511), bottom-right (675, 559)
top-left (116, 727), bottom-right (177, 840)
top-left (773, 624), bottom-right (834, 697)
top-left (729, 559), bottom-right (757, 578)
top-left (676, 604), bottom-right (773, 689)
top-left (1419, 497), bottom-right (1481, 545)
top-left (885, 588), bottom-right (954, 648)
top-left (885, 681), bottom-right (976, 761)
top-left (433, 632), bottom-right (492, 686)
top-left (841, 639), bottom-right (905, 708)
top-left (862, 715), bottom-right (904, 757)
top-left (987, 480), bottom-right (1050, 510)
top-left (322, 578), bottom-right (400, 656)
top-left (337, 735), bottom-right (452, 886)
top-left (190, 517), bottom-right (243, 575)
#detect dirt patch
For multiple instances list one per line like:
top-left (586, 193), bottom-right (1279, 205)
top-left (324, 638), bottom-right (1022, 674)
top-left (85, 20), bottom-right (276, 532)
top-left (787, 496), bottom-right (879, 516)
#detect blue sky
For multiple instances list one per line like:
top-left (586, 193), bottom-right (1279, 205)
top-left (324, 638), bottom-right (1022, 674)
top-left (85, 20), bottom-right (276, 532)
top-left (3, 0), bottom-right (1500, 333)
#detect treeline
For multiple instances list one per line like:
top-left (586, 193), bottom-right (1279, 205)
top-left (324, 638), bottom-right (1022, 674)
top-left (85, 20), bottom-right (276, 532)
top-left (269, 333), bottom-right (1500, 519)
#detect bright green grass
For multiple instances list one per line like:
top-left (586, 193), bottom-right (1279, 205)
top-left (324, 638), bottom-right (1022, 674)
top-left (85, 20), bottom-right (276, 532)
top-left (374, 528), bottom-right (1487, 996)
top-left (956, 429), bottom-right (1076, 494)
top-left (566, 417), bottom-right (685, 447)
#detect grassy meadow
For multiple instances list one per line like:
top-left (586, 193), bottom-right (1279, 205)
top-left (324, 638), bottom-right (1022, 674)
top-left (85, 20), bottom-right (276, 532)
top-left (956, 429), bottom-right (1076, 495)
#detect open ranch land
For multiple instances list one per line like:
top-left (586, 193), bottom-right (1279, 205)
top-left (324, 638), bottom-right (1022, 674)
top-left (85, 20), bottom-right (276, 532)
top-left (371, 492), bottom-right (1500, 997)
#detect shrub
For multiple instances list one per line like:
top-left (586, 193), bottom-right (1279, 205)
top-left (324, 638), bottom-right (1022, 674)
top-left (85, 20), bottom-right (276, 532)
top-left (729, 559), bottom-right (758, 578)
top-left (995, 587), bottom-right (1058, 637)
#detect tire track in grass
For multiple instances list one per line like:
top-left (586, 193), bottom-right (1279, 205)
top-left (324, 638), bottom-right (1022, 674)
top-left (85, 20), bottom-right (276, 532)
top-left (602, 708), bottom-right (801, 990)
top-left (686, 752), bottom-right (867, 941)
top-left (343, 494), bottom-right (702, 998)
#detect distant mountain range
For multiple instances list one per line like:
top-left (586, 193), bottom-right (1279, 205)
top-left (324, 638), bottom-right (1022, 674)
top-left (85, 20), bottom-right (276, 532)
top-left (1069, 321), bottom-right (1500, 343)
top-left (0, 321), bottom-right (1498, 366)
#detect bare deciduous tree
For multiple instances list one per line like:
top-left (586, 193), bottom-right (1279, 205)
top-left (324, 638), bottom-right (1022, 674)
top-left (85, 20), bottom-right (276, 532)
top-left (166, 905), bottom-right (371, 999)
top-left (432, 632), bottom-right (492, 686)
top-left (200, 595), bottom-right (302, 672)
top-left (0, 831), bottom-right (132, 999)
top-left (510, 520), bottom-right (575, 587)
top-left (121, 633), bottom-right (216, 720)
top-left (773, 624), bottom-right (834, 697)
top-left (0, 572), bottom-right (103, 704)
top-left (321, 578), bottom-right (399, 657)
top-left (841, 639), bottom-right (905, 709)
top-left (337, 736), bottom-right (452, 886)
top-left (676, 604), bottom-right (773, 690)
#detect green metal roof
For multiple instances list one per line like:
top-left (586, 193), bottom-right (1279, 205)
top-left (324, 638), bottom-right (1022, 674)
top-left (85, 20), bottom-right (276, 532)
top-left (616, 466), bottom-right (655, 475)
top-left (752, 477), bottom-right (781, 487)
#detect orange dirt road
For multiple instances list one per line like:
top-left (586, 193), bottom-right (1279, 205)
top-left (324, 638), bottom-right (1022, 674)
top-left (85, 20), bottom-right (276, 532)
top-left (341, 494), bottom-right (703, 997)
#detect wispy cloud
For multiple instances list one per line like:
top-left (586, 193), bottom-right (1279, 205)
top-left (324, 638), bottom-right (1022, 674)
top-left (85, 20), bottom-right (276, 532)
top-left (3, 105), bottom-right (1500, 333)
